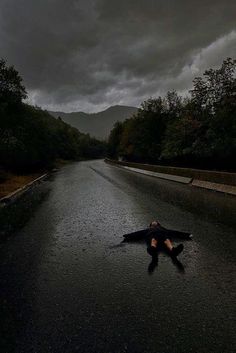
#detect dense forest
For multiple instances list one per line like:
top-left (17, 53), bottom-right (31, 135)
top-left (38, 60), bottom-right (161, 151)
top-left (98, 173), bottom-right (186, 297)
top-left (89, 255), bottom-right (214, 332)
top-left (108, 58), bottom-right (236, 171)
top-left (1, 58), bottom-right (235, 174)
top-left (0, 59), bottom-right (106, 173)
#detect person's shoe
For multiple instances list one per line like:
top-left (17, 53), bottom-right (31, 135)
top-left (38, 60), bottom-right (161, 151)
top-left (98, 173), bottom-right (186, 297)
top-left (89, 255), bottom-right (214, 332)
top-left (148, 257), bottom-right (158, 274)
top-left (147, 246), bottom-right (157, 258)
top-left (171, 244), bottom-right (184, 257)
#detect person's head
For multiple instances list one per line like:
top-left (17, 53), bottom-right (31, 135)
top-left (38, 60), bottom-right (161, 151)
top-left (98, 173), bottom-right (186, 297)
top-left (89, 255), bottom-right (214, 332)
top-left (149, 220), bottom-right (160, 228)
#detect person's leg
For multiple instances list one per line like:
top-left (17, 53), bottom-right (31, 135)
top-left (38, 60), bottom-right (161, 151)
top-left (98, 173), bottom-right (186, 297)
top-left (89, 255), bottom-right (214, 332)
top-left (172, 244), bottom-right (184, 257)
top-left (164, 238), bottom-right (173, 251)
top-left (164, 238), bottom-right (184, 257)
top-left (151, 238), bottom-right (158, 248)
top-left (147, 238), bottom-right (158, 257)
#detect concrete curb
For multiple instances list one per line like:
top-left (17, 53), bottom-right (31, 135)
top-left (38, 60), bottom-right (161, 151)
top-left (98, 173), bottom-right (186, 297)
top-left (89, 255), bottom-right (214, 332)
top-left (0, 173), bottom-right (49, 207)
top-left (105, 159), bottom-right (236, 196)
top-left (122, 166), bottom-right (192, 184)
top-left (191, 179), bottom-right (236, 196)
top-left (105, 158), bottom-right (236, 186)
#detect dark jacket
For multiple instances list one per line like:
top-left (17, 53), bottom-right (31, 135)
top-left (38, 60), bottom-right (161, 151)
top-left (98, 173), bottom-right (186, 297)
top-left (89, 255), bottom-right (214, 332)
top-left (123, 225), bottom-right (191, 242)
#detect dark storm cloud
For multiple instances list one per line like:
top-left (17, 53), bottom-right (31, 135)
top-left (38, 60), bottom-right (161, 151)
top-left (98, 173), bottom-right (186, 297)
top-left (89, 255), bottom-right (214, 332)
top-left (0, 0), bottom-right (235, 112)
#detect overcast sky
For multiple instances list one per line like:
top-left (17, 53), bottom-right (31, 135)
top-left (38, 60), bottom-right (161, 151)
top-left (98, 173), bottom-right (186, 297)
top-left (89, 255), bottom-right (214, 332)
top-left (0, 0), bottom-right (235, 113)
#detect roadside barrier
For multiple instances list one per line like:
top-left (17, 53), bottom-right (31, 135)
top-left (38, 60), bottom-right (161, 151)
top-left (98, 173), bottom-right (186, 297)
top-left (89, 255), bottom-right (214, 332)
top-left (105, 159), bottom-right (236, 196)
top-left (0, 173), bottom-right (49, 207)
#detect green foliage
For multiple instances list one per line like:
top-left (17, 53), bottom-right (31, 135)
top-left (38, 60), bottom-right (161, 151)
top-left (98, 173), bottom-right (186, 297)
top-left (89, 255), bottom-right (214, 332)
top-left (190, 58), bottom-right (236, 115)
top-left (108, 58), bottom-right (236, 170)
top-left (0, 58), bottom-right (27, 106)
top-left (0, 59), bottom-right (107, 172)
top-left (108, 122), bottom-right (124, 158)
top-left (119, 104), bottom-right (167, 162)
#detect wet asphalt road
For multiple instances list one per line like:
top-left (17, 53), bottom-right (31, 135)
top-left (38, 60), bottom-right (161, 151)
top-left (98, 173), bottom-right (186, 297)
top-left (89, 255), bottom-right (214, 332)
top-left (0, 160), bottom-right (236, 353)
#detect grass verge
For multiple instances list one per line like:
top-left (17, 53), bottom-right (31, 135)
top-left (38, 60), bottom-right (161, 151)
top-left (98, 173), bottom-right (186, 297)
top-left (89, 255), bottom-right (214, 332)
top-left (0, 171), bottom-right (44, 199)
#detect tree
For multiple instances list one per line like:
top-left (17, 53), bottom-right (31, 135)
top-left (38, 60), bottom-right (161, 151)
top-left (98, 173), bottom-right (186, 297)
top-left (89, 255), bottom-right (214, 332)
top-left (164, 90), bottom-right (183, 118)
top-left (162, 114), bottom-right (202, 161)
top-left (140, 97), bottom-right (164, 114)
top-left (190, 76), bottom-right (208, 114)
top-left (190, 57), bottom-right (236, 114)
top-left (0, 58), bottom-right (27, 106)
top-left (108, 121), bottom-right (124, 158)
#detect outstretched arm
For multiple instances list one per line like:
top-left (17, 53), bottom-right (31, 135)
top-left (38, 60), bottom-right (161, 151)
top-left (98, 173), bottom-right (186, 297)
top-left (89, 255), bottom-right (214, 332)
top-left (122, 228), bottom-right (149, 242)
top-left (161, 227), bottom-right (192, 240)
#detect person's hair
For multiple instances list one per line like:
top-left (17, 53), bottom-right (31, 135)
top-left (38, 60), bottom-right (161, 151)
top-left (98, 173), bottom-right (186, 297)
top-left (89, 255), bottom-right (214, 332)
top-left (149, 220), bottom-right (160, 228)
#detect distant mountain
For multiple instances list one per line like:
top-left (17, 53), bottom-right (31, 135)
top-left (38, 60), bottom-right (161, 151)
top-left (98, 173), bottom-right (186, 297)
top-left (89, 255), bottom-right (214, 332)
top-left (49, 105), bottom-right (138, 140)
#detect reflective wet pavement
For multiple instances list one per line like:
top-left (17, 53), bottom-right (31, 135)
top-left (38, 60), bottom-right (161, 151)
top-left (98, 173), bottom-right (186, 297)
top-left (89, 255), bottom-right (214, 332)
top-left (0, 160), bottom-right (235, 353)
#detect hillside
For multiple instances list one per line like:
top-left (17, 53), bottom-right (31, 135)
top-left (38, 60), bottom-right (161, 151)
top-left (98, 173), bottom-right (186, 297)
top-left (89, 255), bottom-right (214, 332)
top-left (49, 105), bottom-right (138, 140)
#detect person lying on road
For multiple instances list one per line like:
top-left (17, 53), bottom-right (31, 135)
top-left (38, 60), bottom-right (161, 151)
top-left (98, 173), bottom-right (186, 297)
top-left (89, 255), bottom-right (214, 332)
top-left (146, 220), bottom-right (184, 259)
